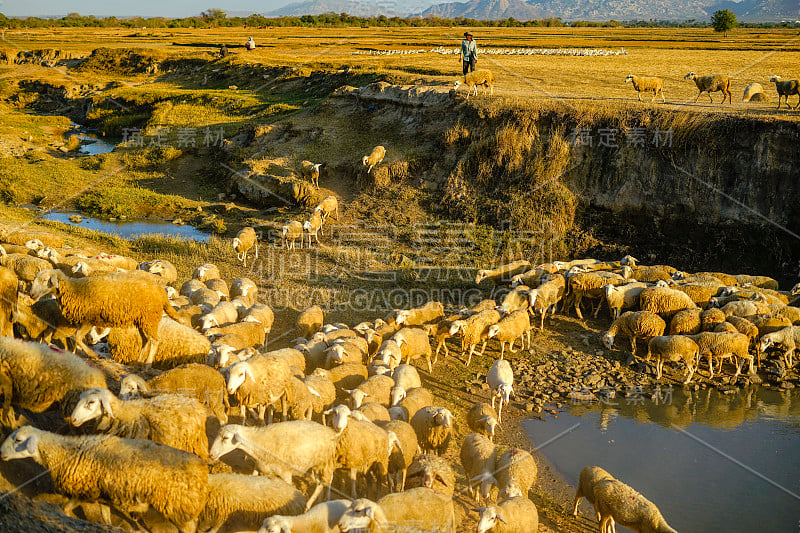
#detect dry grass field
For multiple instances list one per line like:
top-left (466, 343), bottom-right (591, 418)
top-left (4, 26), bottom-right (800, 116)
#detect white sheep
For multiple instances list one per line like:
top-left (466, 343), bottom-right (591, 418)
top-left (467, 402), bottom-right (499, 441)
top-left (362, 145), bottom-right (386, 174)
top-left (410, 405), bottom-right (453, 455)
top-left (1, 426), bottom-right (208, 531)
top-left (529, 273), bottom-right (566, 329)
top-left (300, 160), bottom-right (323, 188)
top-left (139, 259), bottom-right (178, 283)
top-left (0, 337), bottom-right (106, 426)
top-left (487, 359), bottom-right (514, 423)
top-left (210, 422), bottom-right (336, 510)
top-left (742, 82), bottom-right (764, 102)
top-left (330, 411), bottom-right (390, 498)
top-left (395, 301), bottom-right (444, 327)
top-left (688, 331), bottom-right (752, 378)
top-left (770, 75), bottom-right (800, 109)
top-left (314, 195), bottom-right (339, 221)
top-left (454, 69), bottom-right (496, 98)
top-left (337, 488), bottom-right (456, 532)
top-left (593, 479), bottom-right (678, 533)
top-left (379, 419), bottom-right (418, 492)
top-left (460, 432), bottom-right (498, 503)
top-left (573, 465), bottom-right (615, 520)
top-left (233, 226), bottom-right (259, 268)
top-left (759, 325), bottom-right (800, 368)
top-left (488, 309), bottom-right (531, 359)
top-left (193, 262), bottom-right (221, 282)
top-left (226, 353), bottom-right (293, 425)
top-left (281, 221), bottom-right (304, 250)
top-left (624, 75), bottom-right (665, 102)
top-left (303, 210), bottom-right (324, 248)
top-left (474, 495), bottom-right (539, 533)
top-left (348, 374), bottom-right (394, 408)
top-left (450, 308), bottom-right (502, 366)
top-left (603, 311), bottom-right (666, 356)
top-left (684, 72), bottom-right (731, 104)
top-left (603, 282), bottom-right (647, 321)
top-left (200, 474), bottom-right (306, 533)
top-left (30, 269), bottom-right (181, 363)
top-left (475, 260), bottom-right (531, 285)
top-left (70, 387), bottom-right (210, 460)
top-left (646, 336), bottom-right (700, 383)
top-left (392, 326), bottom-right (433, 372)
top-left (259, 499), bottom-right (351, 533)
top-left (496, 447), bottom-right (537, 499)
top-left (396, 386), bottom-right (433, 421)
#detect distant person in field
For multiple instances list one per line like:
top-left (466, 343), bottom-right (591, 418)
top-left (460, 31), bottom-right (477, 75)
top-left (245, 37), bottom-right (256, 51)
top-left (219, 44), bottom-right (228, 57)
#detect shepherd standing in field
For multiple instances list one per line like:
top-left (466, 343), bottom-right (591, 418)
top-left (460, 31), bottom-right (477, 75)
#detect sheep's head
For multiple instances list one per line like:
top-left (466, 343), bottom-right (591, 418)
top-left (620, 255), bottom-right (638, 266)
top-left (624, 75), bottom-right (634, 83)
top-left (390, 385), bottom-right (406, 406)
top-left (500, 484), bottom-right (524, 499)
top-left (200, 314), bottom-right (218, 332)
top-left (434, 408), bottom-right (453, 429)
top-left (475, 505), bottom-right (507, 533)
top-left (71, 388), bottom-right (114, 426)
top-left (453, 80), bottom-right (462, 90)
top-left (471, 472), bottom-right (498, 501)
top-left (655, 280), bottom-right (670, 288)
top-left (72, 261), bottom-right (90, 277)
top-left (388, 406), bottom-right (407, 421)
top-left (226, 362), bottom-right (253, 394)
top-left (497, 384), bottom-right (513, 406)
top-left (324, 404), bottom-right (351, 432)
top-left (119, 374), bottom-right (149, 400)
top-left (260, 516), bottom-right (292, 533)
top-left (361, 155), bottom-right (369, 166)
top-left (619, 265), bottom-right (633, 279)
top-left (302, 221), bottom-right (312, 231)
top-left (30, 269), bottom-right (63, 300)
top-left (0, 426), bottom-right (41, 462)
top-left (487, 324), bottom-right (500, 339)
top-left (603, 284), bottom-right (616, 298)
top-left (759, 336), bottom-right (774, 353)
top-left (395, 310), bottom-right (410, 325)
top-left (165, 286), bottom-right (178, 299)
top-left (684, 72), bottom-right (697, 80)
top-left (24, 239), bottom-right (44, 251)
top-left (449, 320), bottom-right (466, 336)
top-left (87, 326), bottom-right (111, 345)
top-left (791, 282), bottom-right (800, 296)
top-left (349, 388), bottom-right (368, 409)
top-left (232, 237), bottom-right (242, 251)
top-left (474, 270), bottom-right (488, 284)
top-left (480, 415), bottom-right (498, 439)
top-left (770, 75), bottom-right (782, 83)
top-left (209, 425), bottom-right (244, 461)
top-left (338, 499), bottom-right (382, 532)
top-left (602, 332), bottom-right (615, 350)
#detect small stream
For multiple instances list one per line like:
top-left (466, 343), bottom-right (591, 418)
top-left (66, 124), bottom-right (116, 155)
top-left (42, 211), bottom-right (210, 242)
top-left (524, 386), bottom-right (800, 532)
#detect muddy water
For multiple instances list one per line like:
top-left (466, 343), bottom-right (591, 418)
top-left (524, 386), bottom-right (800, 532)
top-left (42, 211), bottom-right (210, 242)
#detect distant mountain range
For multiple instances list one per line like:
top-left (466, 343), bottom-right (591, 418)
top-left (267, 0), bottom-right (800, 21)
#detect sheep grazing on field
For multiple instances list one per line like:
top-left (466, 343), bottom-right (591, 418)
top-left (1, 427), bottom-right (208, 532)
top-left (573, 466), bottom-right (615, 520)
top-left (475, 260), bottom-right (531, 285)
top-left (314, 195), bottom-right (339, 221)
top-left (233, 226), bottom-right (259, 268)
top-left (467, 402), bottom-right (499, 441)
top-left (337, 488), bottom-right (456, 532)
top-left (30, 269), bottom-right (181, 363)
top-left (603, 311), bottom-right (666, 357)
top-left (474, 495), bottom-right (539, 533)
top-left (200, 474), bottom-right (306, 533)
top-left (684, 72), bottom-right (731, 104)
top-left (70, 387), bottom-right (210, 460)
top-left (624, 75), bottom-right (665, 102)
top-left (742, 82), bottom-right (764, 102)
top-left (450, 308), bottom-right (502, 366)
top-left (454, 69), bottom-right (496, 98)
top-left (210, 422), bottom-right (336, 510)
top-left (300, 160), bottom-right (323, 188)
top-left (281, 221), bottom-right (304, 250)
top-left (759, 326), bottom-right (800, 368)
top-left (769, 75), bottom-right (800, 109)
top-left (119, 363), bottom-right (229, 423)
top-left (646, 335), bottom-right (700, 383)
top-left (0, 338), bottom-right (106, 427)
top-left (362, 145), bottom-right (386, 174)
top-left (593, 479), bottom-right (678, 533)
top-left (259, 500), bottom-right (351, 533)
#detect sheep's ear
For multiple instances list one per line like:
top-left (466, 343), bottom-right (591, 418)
top-left (496, 513), bottom-right (507, 524)
top-left (243, 365), bottom-right (255, 382)
top-left (99, 391), bottom-right (114, 418)
top-left (365, 506), bottom-right (375, 521)
top-left (25, 434), bottom-right (38, 456)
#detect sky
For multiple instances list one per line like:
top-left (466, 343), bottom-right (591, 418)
top-left (0, 0), bottom-right (430, 17)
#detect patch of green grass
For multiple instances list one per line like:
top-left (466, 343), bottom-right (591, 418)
top-left (0, 154), bottom-right (91, 206)
top-left (120, 145), bottom-right (183, 170)
top-left (76, 184), bottom-right (192, 218)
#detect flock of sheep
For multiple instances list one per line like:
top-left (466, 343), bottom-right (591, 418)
top-left (353, 47), bottom-right (628, 56)
top-left (0, 216), bottom-right (710, 533)
top-left (625, 72), bottom-right (800, 107)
